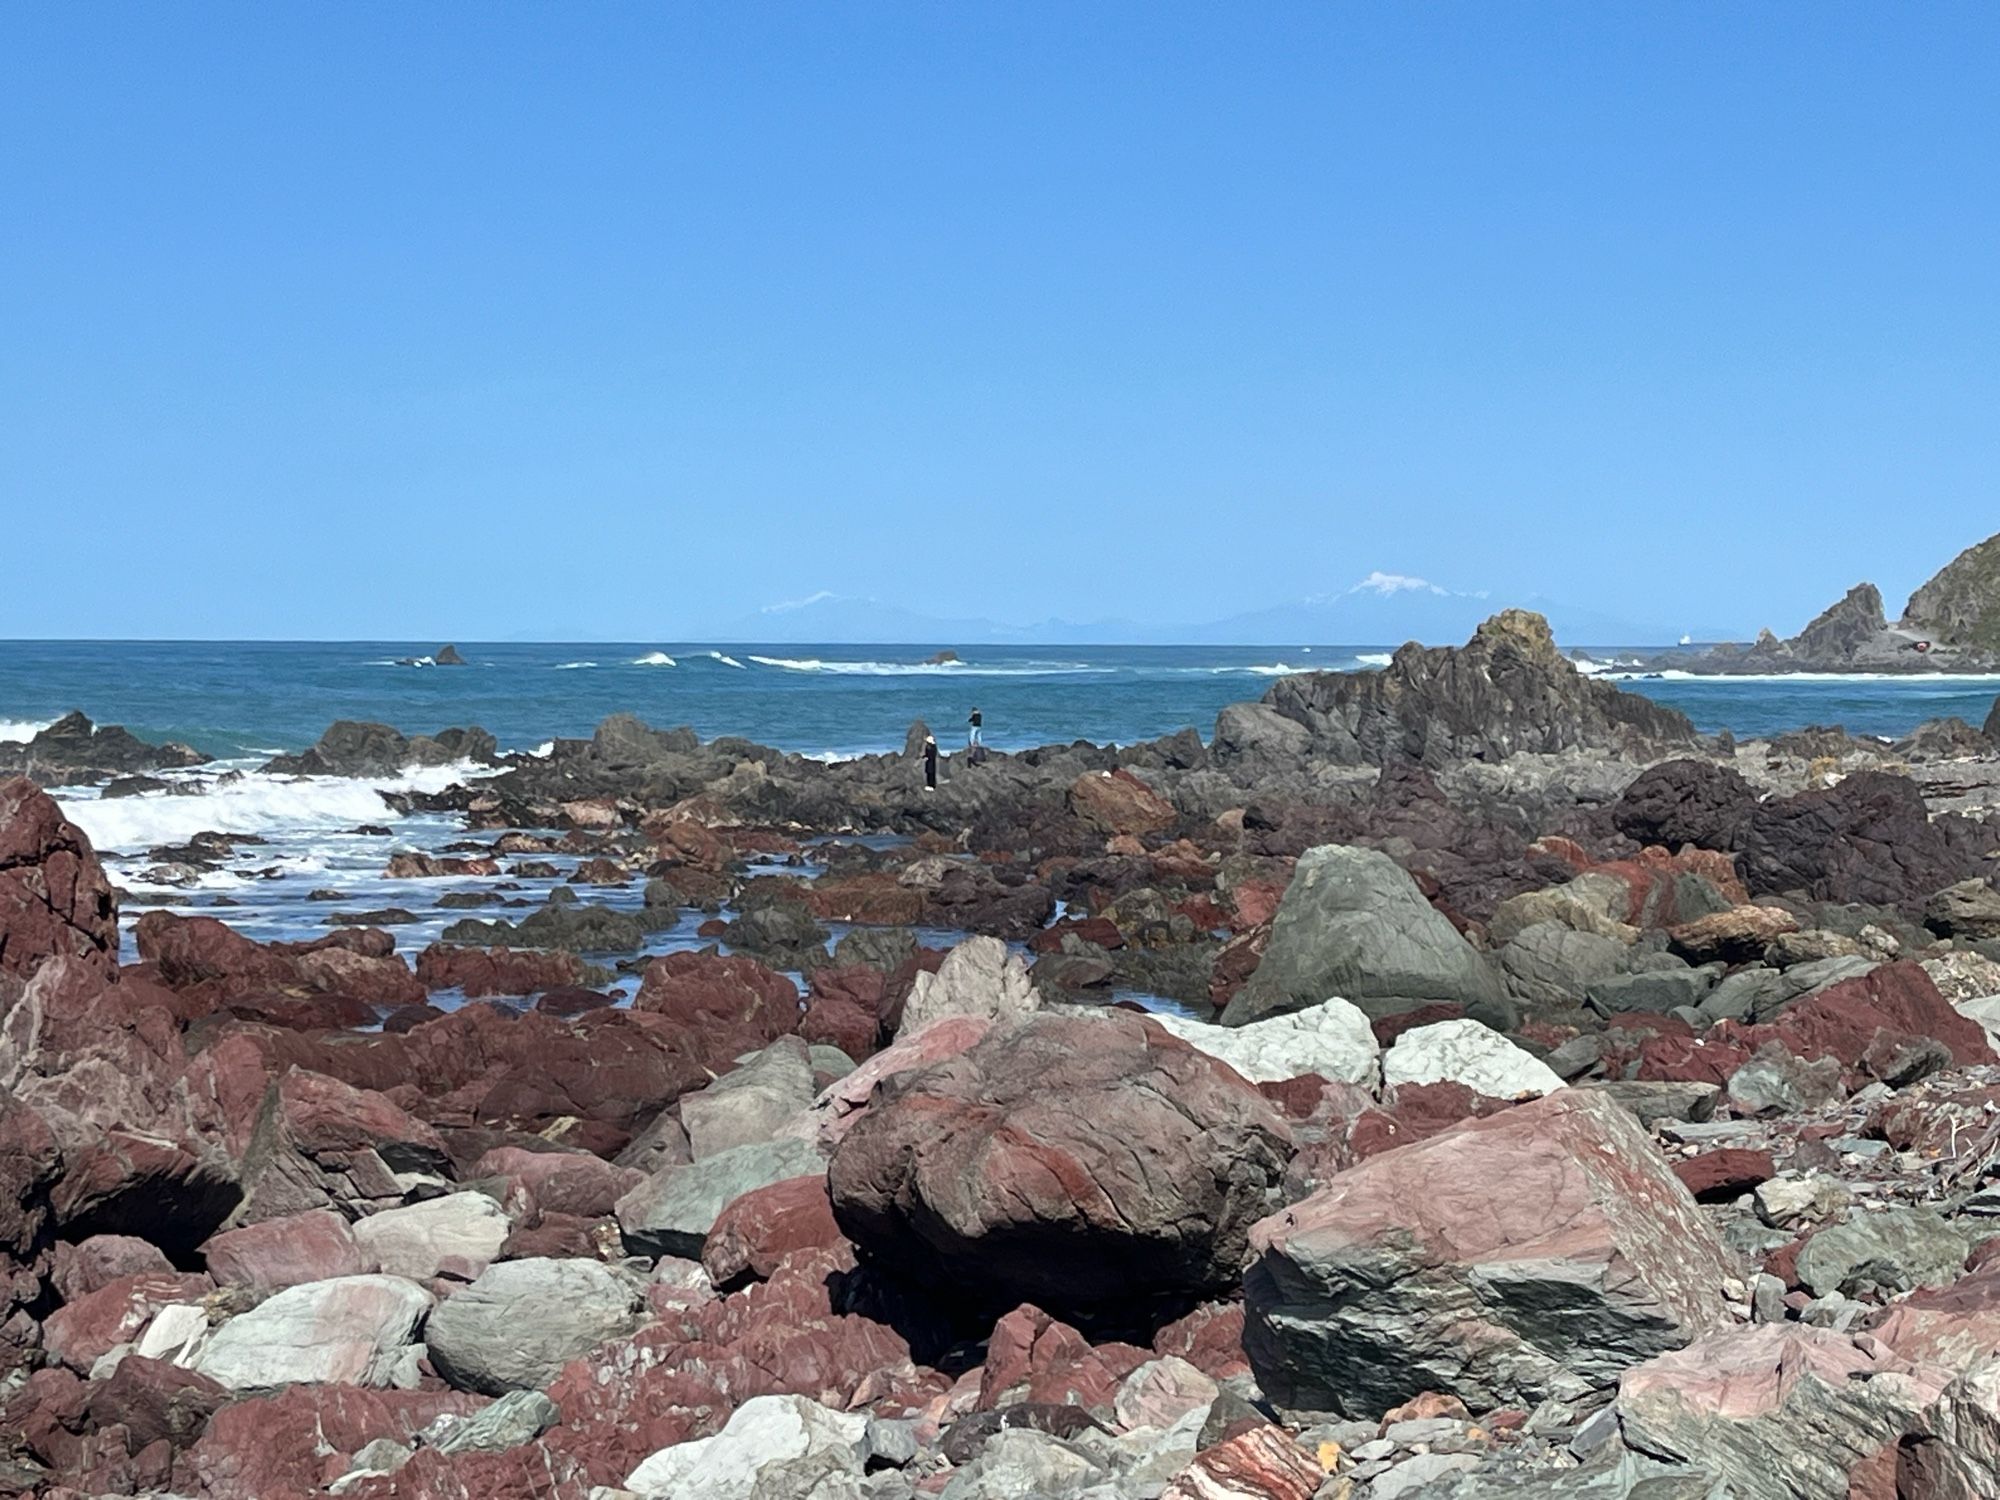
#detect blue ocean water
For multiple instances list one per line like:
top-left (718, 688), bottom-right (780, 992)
top-left (3, 639), bottom-right (1998, 761)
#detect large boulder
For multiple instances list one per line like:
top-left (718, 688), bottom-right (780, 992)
top-left (1735, 770), bottom-right (2000, 908)
top-left (425, 1257), bottom-right (642, 1395)
top-left (1069, 768), bottom-right (1177, 837)
top-left (201, 1210), bottom-right (373, 1295)
top-left (829, 1011), bottom-right (1293, 1317)
top-left (348, 1192), bottom-right (511, 1284)
top-left (0, 777), bottom-right (118, 982)
top-left (193, 1274), bottom-right (433, 1389)
top-left (229, 1068), bottom-right (452, 1226)
top-left (680, 1035), bottom-right (816, 1159)
top-left (261, 721), bottom-right (495, 777)
top-left (1244, 1087), bottom-right (1737, 1415)
top-left (1221, 845), bottom-right (1503, 1026)
top-left (1150, 997), bottom-right (1379, 1087)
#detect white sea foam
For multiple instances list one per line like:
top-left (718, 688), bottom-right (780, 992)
top-left (1354, 653), bottom-right (1393, 668)
top-left (748, 655), bottom-right (1104, 677)
top-left (0, 718), bottom-right (55, 745)
top-left (632, 652), bottom-right (677, 667)
top-left (708, 652), bottom-right (746, 669)
top-left (553, 660), bottom-right (598, 670)
top-left (1243, 663), bottom-right (1310, 677)
top-left (1604, 668), bottom-right (2000, 685)
top-left (57, 762), bottom-right (481, 854)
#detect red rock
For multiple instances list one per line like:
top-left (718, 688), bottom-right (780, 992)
top-left (978, 1305), bottom-right (1148, 1416)
top-left (804, 1014), bottom-right (993, 1149)
top-left (289, 946), bottom-right (425, 1009)
top-left (84, 1354), bottom-right (227, 1452)
top-left (1069, 769), bottom-right (1177, 838)
top-left (226, 990), bottom-right (379, 1029)
top-left (0, 777), bottom-right (118, 982)
top-left (1207, 926), bottom-right (1268, 1010)
top-left (50, 1235), bottom-right (174, 1303)
top-left (630, 949), bottom-right (801, 1070)
top-left (804, 873), bottom-right (927, 926)
top-left (381, 1003), bottom-right (447, 1033)
top-left (828, 1012), bottom-right (1293, 1317)
top-left (232, 1068), bottom-right (451, 1224)
top-left (1382, 1390), bottom-right (1472, 1426)
top-left (1029, 916), bottom-right (1125, 955)
top-left (1709, 961), bottom-right (1991, 1084)
top-left (1226, 878), bottom-right (1287, 931)
top-left (383, 853), bottom-right (499, 879)
top-left (0, 1094), bottom-right (61, 1258)
top-left (1153, 1302), bottom-right (1249, 1381)
top-left (702, 1174), bottom-right (843, 1286)
top-left (644, 816), bottom-right (731, 871)
top-left (1161, 1424), bottom-right (1322, 1500)
top-left (135, 911), bottom-right (298, 997)
top-left (472, 1146), bottom-right (642, 1220)
top-left (187, 1385), bottom-right (485, 1500)
top-left (51, 1129), bottom-right (241, 1257)
top-left (415, 944), bottom-right (590, 998)
top-left (42, 1270), bottom-right (214, 1373)
top-left (1369, 1003), bottom-right (1467, 1048)
top-left (1671, 1148), bottom-right (1777, 1202)
top-left (1872, 1258), bottom-right (2000, 1371)
top-left (201, 1209), bottom-right (373, 1294)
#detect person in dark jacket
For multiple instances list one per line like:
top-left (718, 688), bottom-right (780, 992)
top-left (967, 706), bottom-right (983, 750)
top-left (922, 734), bottom-right (938, 791)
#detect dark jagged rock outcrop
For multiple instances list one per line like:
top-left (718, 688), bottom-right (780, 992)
top-left (261, 722), bottom-right (498, 777)
top-left (0, 713), bottom-right (207, 786)
top-left (1216, 611), bottom-right (1699, 771)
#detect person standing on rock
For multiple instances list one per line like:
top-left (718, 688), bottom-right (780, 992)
top-left (967, 706), bottom-right (983, 756)
top-left (922, 734), bottom-right (938, 792)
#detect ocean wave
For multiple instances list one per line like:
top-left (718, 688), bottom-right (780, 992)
top-left (553, 661), bottom-right (598, 670)
top-left (632, 652), bottom-right (677, 667)
top-left (1607, 668), bottom-right (2000, 685)
top-left (708, 652), bottom-right (746, 669)
top-left (56, 762), bottom-right (481, 854)
top-left (0, 718), bottom-right (55, 744)
top-left (1354, 652), bottom-right (1393, 668)
top-left (747, 655), bottom-right (1106, 677)
top-left (1242, 663), bottom-right (1311, 677)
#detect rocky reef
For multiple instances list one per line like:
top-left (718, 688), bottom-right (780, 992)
top-left (6, 612), bottom-right (2000, 1496)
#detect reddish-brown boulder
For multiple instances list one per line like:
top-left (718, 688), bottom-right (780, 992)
top-left (84, 1354), bottom-right (227, 1453)
top-left (1153, 1301), bottom-right (1250, 1381)
top-left (415, 944), bottom-right (591, 998)
top-left (1161, 1424), bottom-right (1323, 1500)
top-left (472, 1146), bottom-right (642, 1220)
top-left (0, 777), bottom-right (117, 982)
top-left (803, 874), bottom-right (926, 926)
top-left (1672, 1147), bottom-right (1776, 1203)
top-left (135, 911), bottom-right (298, 997)
top-left (702, 1174), bottom-right (843, 1286)
top-left (50, 1235), bottom-right (174, 1304)
top-left (187, 1384), bottom-right (486, 1500)
top-left (289, 945), bottom-right (425, 1010)
top-left (978, 1304), bottom-right (1148, 1416)
top-left (42, 1270), bottom-right (214, 1373)
top-left (630, 949), bottom-right (801, 1070)
top-left (1667, 905), bottom-right (1800, 964)
top-left (1069, 769), bottom-right (1177, 838)
top-left (1245, 1087), bottom-right (1738, 1415)
top-left (52, 1130), bottom-right (241, 1257)
top-left (232, 1068), bottom-right (451, 1225)
top-left (0, 1093), bottom-right (60, 1258)
top-left (828, 1011), bottom-right (1292, 1317)
top-left (1713, 961), bottom-right (1991, 1082)
top-left (201, 1209), bottom-right (373, 1294)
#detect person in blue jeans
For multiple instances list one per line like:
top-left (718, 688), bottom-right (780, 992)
top-left (967, 707), bottom-right (983, 751)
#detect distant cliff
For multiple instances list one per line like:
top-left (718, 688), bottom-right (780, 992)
top-left (1653, 531), bottom-right (2000, 674)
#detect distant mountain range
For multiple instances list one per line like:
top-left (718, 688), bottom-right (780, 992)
top-left (701, 581), bottom-right (1744, 649)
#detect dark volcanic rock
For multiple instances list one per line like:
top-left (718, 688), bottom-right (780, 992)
top-left (262, 721), bottom-right (497, 777)
top-left (1612, 758), bottom-right (1757, 850)
top-left (1735, 770), bottom-right (2000, 908)
top-left (828, 1010), bottom-right (1292, 1319)
top-left (1216, 610), bottom-right (1698, 770)
top-left (0, 712), bottom-right (206, 786)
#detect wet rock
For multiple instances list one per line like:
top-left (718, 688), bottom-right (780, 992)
top-left (1222, 844), bottom-right (1503, 1027)
top-left (1245, 1088), bottom-right (1737, 1415)
top-left (414, 943), bottom-right (595, 997)
top-left (829, 1010), bottom-right (1292, 1317)
top-left (426, 1257), bottom-right (642, 1395)
top-left (262, 720), bottom-right (495, 776)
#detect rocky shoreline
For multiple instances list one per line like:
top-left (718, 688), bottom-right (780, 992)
top-left (7, 610), bottom-right (2000, 1496)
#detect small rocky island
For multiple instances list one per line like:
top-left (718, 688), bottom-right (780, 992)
top-left (1659, 529), bottom-right (2000, 673)
top-left (7, 611), bottom-right (2000, 1496)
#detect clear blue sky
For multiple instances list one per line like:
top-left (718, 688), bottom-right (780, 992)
top-left (5, 4), bottom-right (1996, 640)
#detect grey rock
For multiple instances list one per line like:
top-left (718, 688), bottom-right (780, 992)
top-left (1583, 1082), bottom-right (1719, 1127)
top-left (194, 1274), bottom-right (432, 1390)
top-left (350, 1191), bottom-right (510, 1283)
top-left (1222, 845), bottom-right (1503, 1026)
top-left (426, 1257), bottom-right (643, 1395)
top-left (1499, 923), bottom-right (1630, 1009)
top-left (625, 1394), bottom-right (867, 1500)
top-left (896, 935), bottom-right (1040, 1040)
top-left (617, 1137), bottom-right (824, 1259)
top-left (681, 1037), bottom-right (816, 1159)
top-left (1793, 1206), bottom-right (1972, 1299)
top-left (1586, 967), bottom-right (1718, 1017)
